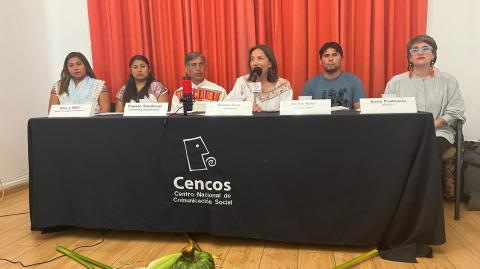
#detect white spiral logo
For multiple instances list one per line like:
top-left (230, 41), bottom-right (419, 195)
top-left (205, 157), bottom-right (217, 167)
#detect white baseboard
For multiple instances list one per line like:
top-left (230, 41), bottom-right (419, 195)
top-left (2, 174), bottom-right (29, 189)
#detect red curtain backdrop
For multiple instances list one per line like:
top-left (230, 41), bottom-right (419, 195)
top-left (340, 0), bottom-right (428, 97)
top-left (87, 0), bottom-right (427, 102)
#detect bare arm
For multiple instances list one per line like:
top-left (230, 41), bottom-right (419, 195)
top-left (115, 99), bottom-right (124, 112)
top-left (253, 102), bottom-right (262, 112)
top-left (48, 93), bottom-right (60, 112)
top-left (353, 101), bottom-right (361, 110)
top-left (157, 93), bottom-right (169, 103)
top-left (98, 91), bottom-right (111, 113)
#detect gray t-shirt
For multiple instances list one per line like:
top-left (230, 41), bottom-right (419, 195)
top-left (302, 72), bottom-right (366, 109)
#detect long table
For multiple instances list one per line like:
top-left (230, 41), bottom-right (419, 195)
top-left (28, 112), bottom-right (445, 262)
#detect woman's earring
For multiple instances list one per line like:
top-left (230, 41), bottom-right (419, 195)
top-left (408, 62), bottom-right (413, 78)
top-left (429, 59), bottom-right (435, 76)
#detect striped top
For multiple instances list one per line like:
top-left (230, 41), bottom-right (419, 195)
top-left (171, 79), bottom-right (226, 112)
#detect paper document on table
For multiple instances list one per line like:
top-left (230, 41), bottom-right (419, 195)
top-left (331, 106), bottom-right (349, 111)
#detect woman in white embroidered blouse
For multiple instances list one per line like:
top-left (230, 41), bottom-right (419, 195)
top-left (115, 55), bottom-right (169, 112)
top-left (226, 44), bottom-right (293, 112)
top-left (48, 52), bottom-right (110, 113)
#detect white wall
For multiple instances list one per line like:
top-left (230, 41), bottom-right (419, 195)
top-left (427, 0), bottom-right (480, 141)
top-left (0, 0), bottom-right (91, 187)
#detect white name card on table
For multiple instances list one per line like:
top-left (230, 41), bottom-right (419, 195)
top-left (360, 97), bottom-right (417, 114)
top-left (192, 101), bottom-right (207, 112)
top-left (205, 101), bottom-right (253, 116)
top-left (124, 103), bottom-right (168, 116)
top-left (280, 100), bottom-right (331, 115)
top-left (48, 104), bottom-right (94, 118)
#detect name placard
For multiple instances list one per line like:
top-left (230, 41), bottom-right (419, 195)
top-left (192, 101), bottom-right (207, 112)
top-left (48, 104), bottom-right (94, 118)
top-left (360, 97), bottom-right (417, 114)
top-left (205, 101), bottom-right (253, 116)
top-left (124, 103), bottom-right (168, 116)
top-left (279, 100), bottom-right (331, 115)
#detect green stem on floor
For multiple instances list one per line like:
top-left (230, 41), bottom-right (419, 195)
top-left (332, 249), bottom-right (379, 269)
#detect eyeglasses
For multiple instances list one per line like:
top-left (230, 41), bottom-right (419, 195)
top-left (409, 46), bottom-right (433, 55)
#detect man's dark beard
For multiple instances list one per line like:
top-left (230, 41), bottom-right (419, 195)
top-left (324, 66), bottom-right (339, 74)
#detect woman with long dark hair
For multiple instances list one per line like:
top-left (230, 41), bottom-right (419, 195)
top-left (115, 55), bottom-right (168, 112)
top-left (226, 44), bottom-right (292, 112)
top-left (48, 52), bottom-right (110, 112)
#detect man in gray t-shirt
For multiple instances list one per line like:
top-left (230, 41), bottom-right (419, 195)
top-left (302, 42), bottom-right (365, 109)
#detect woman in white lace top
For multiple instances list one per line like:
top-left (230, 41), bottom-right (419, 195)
top-left (226, 44), bottom-right (293, 112)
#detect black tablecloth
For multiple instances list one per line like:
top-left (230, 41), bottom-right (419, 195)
top-left (28, 112), bottom-right (445, 262)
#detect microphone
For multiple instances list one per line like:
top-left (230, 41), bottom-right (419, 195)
top-left (250, 67), bottom-right (263, 82)
top-left (181, 76), bottom-right (193, 115)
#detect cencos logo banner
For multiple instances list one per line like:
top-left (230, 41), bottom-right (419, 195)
top-left (172, 136), bottom-right (233, 206)
top-left (183, 136), bottom-right (217, 171)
